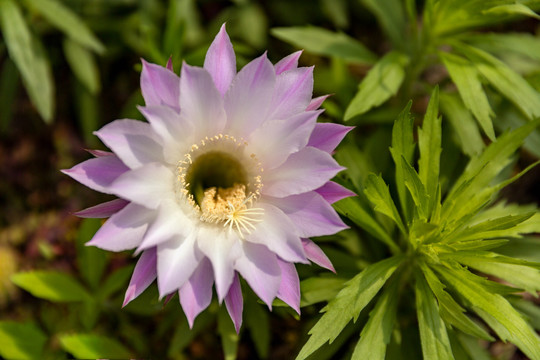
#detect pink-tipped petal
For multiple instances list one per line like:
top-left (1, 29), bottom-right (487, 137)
top-left (123, 247), bottom-right (157, 307)
top-left (268, 66), bottom-right (314, 120)
top-left (75, 198), bottom-right (129, 218)
top-left (204, 24), bottom-right (236, 96)
top-left (306, 94), bottom-right (330, 111)
top-left (302, 238), bottom-right (335, 272)
top-left (235, 242), bottom-right (281, 308)
top-left (270, 191), bottom-right (348, 238)
top-left (276, 258), bottom-right (300, 314)
top-left (86, 149), bottom-right (113, 157)
top-left (307, 123), bottom-right (354, 153)
top-left (263, 147), bottom-right (345, 198)
top-left (224, 273), bottom-right (243, 334)
top-left (179, 258), bottom-right (214, 328)
top-left (164, 293), bottom-right (175, 306)
top-left (274, 50), bottom-right (302, 74)
top-left (141, 59), bottom-right (180, 110)
top-left (315, 181), bottom-right (356, 204)
top-left (87, 203), bottom-right (154, 251)
top-left (166, 57), bottom-right (174, 71)
top-left (62, 155), bottom-right (129, 194)
top-left (225, 53), bottom-right (276, 136)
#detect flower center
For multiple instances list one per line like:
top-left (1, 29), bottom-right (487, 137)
top-left (176, 135), bottom-right (264, 238)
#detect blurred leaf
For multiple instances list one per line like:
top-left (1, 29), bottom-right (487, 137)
top-left (483, 3), bottom-right (540, 20)
top-left (59, 333), bottom-right (132, 359)
top-left (271, 26), bottom-right (376, 64)
top-left (79, 300), bottom-right (100, 331)
top-left (496, 107), bottom-right (540, 158)
top-left (300, 277), bottom-right (347, 307)
top-left (218, 306), bottom-right (239, 360)
top-left (321, 0), bottom-right (349, 29)
top-left (455, 333), bottom-right (491, 360)
top-left (513, 298), bottom-right (540, 331)
top-left (168, 307), bottom-right (214, 357)
top-left (74, 82), bottom-right (100, 147)
top-left (345, 51), bottom-right (409, 120)
top-left (98, 265), bottom-right (134, 300)
top-left (0, 0), bottom-right (54, 122)
top-left (23, 0), bottom-right (105, 53)
top-left (234, 3), bottom-right (268, 49)
top-left (0, 59), bottom-right (19, 133)
top-left (11, 271), bottom-right (90, 302)
top-left (359, 0), bottom-right (406, 47)
top-left (76, 218), bottom-right (107, 290)
top-left (245, 298), bottom-right (270, 358)
top-left (63, 39), bottom-right (101, 94)
top-left (496, 237), bottom-right (540, 263)
top-left (466, 32), bottom-right (540, 63)
top-left (0, 322), bottom-right (47, 360)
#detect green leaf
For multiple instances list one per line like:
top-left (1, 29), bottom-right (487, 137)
top-left (436, 264), bottom-right (540, 360)
top-left (0, 0), bottom-right (54, 122)
top-left (218, 306), bottom-right (239, 360)
top-left (497, 236), bottom-right (540, 263)
top-left (22, 0), bottom-right (105, 54)
top-left (11, 271), bottom-right (90, 302)
top-left (439, 52), bottom-right (494, 140)
top-left (0, 59), bottom-right (19, 132)
top-left (271, 26), bottom-right (376, 64)
top-left (483, 4), bottom-right (540, 20)
top-left (364, 173), bottom-right (406, 235)
top-left (345, 51), bottom-right (409, 120)
top-left (63, 39), bottom-right (101, 94)
top-left (415, 270), bottom-right (455, 360)
top-left (455, 42), bottom-right (540, 120)
top-left (296, 255), bottom-right (404, 360)
top-left (245, 299), bottom-right (270, 358)
top-left (0, 322), bottom-right (47, 360)
top-left (466, 32), bottom-right (540, 63)
top-left (401, 156), bottom-right (429, 220)
top-left (300, 277), bottom-right (347, 307)
top-left (59, 333), bottom-right (132, 359)
top-left (76, 218), bottom-right (107, 290)
top-left (98, 265), bottom-right (134, 300)
top-left (351, 278), bottom-right (399, 360)
top-left (455, 333), bottom-right (492, 360)
top-left (359, 0), bottom-right (406, 47)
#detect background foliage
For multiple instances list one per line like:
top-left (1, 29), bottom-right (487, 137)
top-left (1, 0), bottom-right (540, 359)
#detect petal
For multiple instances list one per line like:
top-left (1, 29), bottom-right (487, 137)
top-left (94, 119), bottom-right (164, 169)
top-left (268, 66), bottom-right (314, 120)
top-left (224, 273), bottom-right (243, 334)
top-left (123, 247), bottom-right (157, 307)
top-left (87, 203), bottom-right (154, 251)
top-left (86, 149), bottom-right (113, 157)
top-left (204, 23), bottom-right (236, 96)
top-left (62, 155), bottom-right (129, 194)
top-left (141, 59), bottom-right (180, 110)
top-left (307, 123), bottom-right (353, 153)
top-left (108, 163), bottom-right (174, 209)
top-left (225, 53), bottom-right (276, 136)
top-left (248, 110), bottom-right (320, 169)
top-left (166, 57), bottom-right (174, 71)
top-left (235, 242), bottom-right (281, 308)
top-left (306, 94), bottom-right (330, 111)
top-left (157, 232), bottom-right (201, 297)
top-left (179, 258), bottom-right (214, 328)
top-left (276, 258), bottom-right (300, 314)
top-left (315, 181), bottom-right (356, 204)
top-left (180, 63), bottom-right (226, 138)
top-left (197, 227), bottom-right (241, 302)
top-left (246, 202), bottom-right (307, 263)
top-left (269, 192), bottom-right (348, 237)
top-left (262, 147), bottom-right (345, 198)
top-left (302, 238), bottom-right (335, 272)
top-left (75, 198), bottom-right (129, 218)
top-left (274, 50), bottom-right (302, 75)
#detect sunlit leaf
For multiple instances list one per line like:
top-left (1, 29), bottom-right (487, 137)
top-left (0, 322), bottom-right (47, 360)
top-left (11, 271), bottom-right (90, 302)
top-left (364, 173), bottom-right (406, 235)
top-left (59, 333), bottom-right (132, 359)
top-left (483, 4), bottom-right (540, 20)
top-left (63, 39), bottom-right (101, 94)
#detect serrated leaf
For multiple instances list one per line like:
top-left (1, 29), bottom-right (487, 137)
top-left (22, 0), bottom-right (105, 54)
top-left (300, 277), bottom-right (347, 307)
top-left (11, 271), bottom-right (90, 302)
top-left (0, 0), bottom-right (54, 122)
top-left (63, 39), bottom-right (101, 94)
top-left (296, 255), bottom-right (404, 360)
top-left (271, 26), bottom-right (376, 64)
top-left (59, 333), bottom-right (132, 358)
top-left (351, 278), bottom-right (399, 360)
top-left (218, 306), bottom-right (239, 360)
top-left (345, 51), bottom-right (409, 120)
top-left (436, 264), bottom-right (540, 360)
top-left (359, 0), bottom-right (406, 47)
top-left (364, 173), bottom-right (406, 235)
top-left (0, 322), bottom-right (47, 360)
top-left (401, 156), bottom-right (429, 220)
top-left (439, 52), bottom-right (494, 140)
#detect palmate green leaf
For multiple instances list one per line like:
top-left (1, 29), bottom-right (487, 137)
top-left (439, 93), bottom-right (485, 157)
top-left (448, 251), bottom-right (540, 296)
top-left (0, 322), bottom-right (47, 360)
top-left (351, 278), bottom-right (399, 360)
top-left (364, 174), bottom-right (407, 235)
top-left (271, 26), bottom-right (376, 64)
top-left (436, 264), bottom-right (540, 360)
top-left (400, 156), bottom-right (429, 220)
top-left (0, 0), bottom-right (54, 122)
top-left (359, 0), bottom-right (406, 47)
top-left (454, 42), bottom-right (540, 120)
top-left (415, 270), bottom-right (455, 360)
top-left (63, 39), bottom-right (101, 94)
top-left (483, 3), bottom-right (540, 20)
top-left (439, 52), bottom-right (495, 140)
top-left (22, 0), bottom-right (105, 54)
top-left (59, 334), bottom-right (132, 359)
top-left (296, 255), bottom-right (404, 360)
top-left (11, 270), bottom-right (90, 302)
top-left (345, 51), bottom-right (409, 120)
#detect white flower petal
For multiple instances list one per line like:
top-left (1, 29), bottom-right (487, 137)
top-left (268, 66), bottom-right (313, 120)
top-left (204, 24), bottom-right (236, 96)
top-left (179, 258), bottom-right (214, 328)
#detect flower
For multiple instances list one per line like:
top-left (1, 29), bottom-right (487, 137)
top-left (63, 24), bottom-right (354, 331)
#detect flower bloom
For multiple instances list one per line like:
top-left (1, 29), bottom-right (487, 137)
top-left (63, 25), bottom-right (354, 331)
